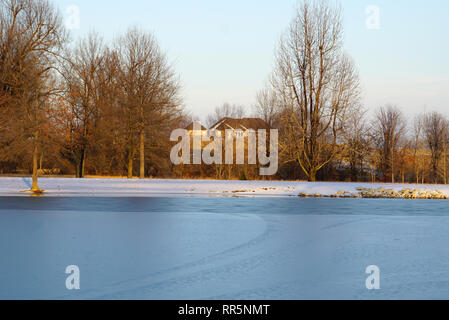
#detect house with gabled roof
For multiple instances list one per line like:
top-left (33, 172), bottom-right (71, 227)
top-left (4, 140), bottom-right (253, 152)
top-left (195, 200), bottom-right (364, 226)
top-left (208, 117), bottom-right (271, 137)
top-left (184, 120), bottom-right (208, 137)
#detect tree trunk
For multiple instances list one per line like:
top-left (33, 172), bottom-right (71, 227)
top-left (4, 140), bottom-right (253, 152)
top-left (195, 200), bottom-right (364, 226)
top-left (128, 148), bottom-right (134, 179)
top-left (139, 131), bottom-right (145, 179)
top-left (309, 169), bottom-right (317, 182)
top-left (81, 150), bottom-right (86, 178)
top-left (391, 148), bottom-right (395, 183)
top-left (76, 149), bottom-right (86, 178)
top-left (31, 131), bottom-right (39, 192)
top-left (75, 161), bottom-right (80, 178)
top-left (443, 147), bottom-right (447, 184)
top-left (39, 152), bottom-right (43, 170)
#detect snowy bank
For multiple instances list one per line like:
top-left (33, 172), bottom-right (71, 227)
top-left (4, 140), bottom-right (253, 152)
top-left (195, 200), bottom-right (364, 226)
top-left (1, 177), bottom-right (449, 198)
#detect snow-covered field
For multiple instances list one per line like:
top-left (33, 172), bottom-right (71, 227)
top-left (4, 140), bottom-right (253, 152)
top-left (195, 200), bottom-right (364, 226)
top-left (1, 177), bottom-right (449, 198)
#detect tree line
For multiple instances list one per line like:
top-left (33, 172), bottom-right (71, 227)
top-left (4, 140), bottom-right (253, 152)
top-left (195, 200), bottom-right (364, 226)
top-left (0, 0), bottom-right (185, 191)
top-left (1, 0), bottom-right (447, 186)
top-left (252, 1), bottom-right (449, 184)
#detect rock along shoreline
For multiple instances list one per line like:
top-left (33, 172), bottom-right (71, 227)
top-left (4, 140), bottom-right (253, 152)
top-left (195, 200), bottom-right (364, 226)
top-left (298, 187), bottom-right (449, 200)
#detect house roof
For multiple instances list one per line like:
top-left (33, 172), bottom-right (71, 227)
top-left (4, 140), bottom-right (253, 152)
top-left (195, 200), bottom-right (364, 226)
top-left (210, 117), bottom-right (271, 131)
top-left (185, 121), bottom-right (207, 131)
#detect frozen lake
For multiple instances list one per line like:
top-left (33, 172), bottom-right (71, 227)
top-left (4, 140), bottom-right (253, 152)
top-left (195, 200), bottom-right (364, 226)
top-left (1, 197), bottom-right (449, 299)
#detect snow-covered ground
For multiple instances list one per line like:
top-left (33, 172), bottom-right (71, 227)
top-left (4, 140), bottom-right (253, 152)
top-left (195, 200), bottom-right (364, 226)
top-left (1, 177), bottom-right (449, 198)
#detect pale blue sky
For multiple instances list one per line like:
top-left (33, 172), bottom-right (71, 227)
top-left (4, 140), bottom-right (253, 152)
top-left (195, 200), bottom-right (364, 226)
top-left (55, 0), bottom-right (449, 120)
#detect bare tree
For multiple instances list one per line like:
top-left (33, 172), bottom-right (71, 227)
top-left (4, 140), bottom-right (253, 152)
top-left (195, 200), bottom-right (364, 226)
top-left (423, 111), bottom-right (448, 184)
top-left (271, 0), bottom-right (360, 181)
top-left (254, 87), bottom-right (278, 127)
top-left (115, 27), bottom-right (182, 179)
top-left (412, 115), bottom-right (426, 183)
top-left (206, 102), bottom-right (246, 128)
top-left (371, 105), bottom-right (406, 183)
top-left (0, 0), bottom-right (67, 191)
top-left (60, 32), bottom-right (106, 178)
top-left (343, 106), bottom-right (370, 181)
top-left (443, 124), bottom-right (449, 184)
top-left (396, 139), bottom-right (411, 184)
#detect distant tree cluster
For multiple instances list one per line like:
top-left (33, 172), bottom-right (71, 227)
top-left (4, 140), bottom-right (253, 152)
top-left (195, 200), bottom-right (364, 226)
top-left (0, 0), bottom-right (186, 190)
top-left (251, 0), bottom-right (449, 184)
top-left (260, 102), bottom-right (449, 184)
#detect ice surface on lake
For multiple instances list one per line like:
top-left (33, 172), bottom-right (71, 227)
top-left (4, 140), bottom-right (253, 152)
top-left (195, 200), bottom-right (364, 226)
top-left (0, 197), bottom-right (449, 300)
